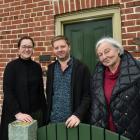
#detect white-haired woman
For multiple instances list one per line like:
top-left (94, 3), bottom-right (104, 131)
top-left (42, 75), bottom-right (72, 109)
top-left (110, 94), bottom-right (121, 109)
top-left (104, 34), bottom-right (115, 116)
top-left (90, 37), bottom-right (140, 140)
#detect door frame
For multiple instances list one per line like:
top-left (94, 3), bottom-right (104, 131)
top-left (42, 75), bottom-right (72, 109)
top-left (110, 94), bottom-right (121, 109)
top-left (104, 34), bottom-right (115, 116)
top-left (55, 6), bottom-right (122, 43)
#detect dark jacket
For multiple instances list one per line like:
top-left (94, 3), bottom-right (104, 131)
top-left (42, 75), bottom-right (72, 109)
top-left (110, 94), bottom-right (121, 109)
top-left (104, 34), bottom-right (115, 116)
top-left (90, 51), bottom-right (140, 140)
top-left (46, 58), bottom-right (91, 123)
top-left (0, 57), bottom-right (47, 140)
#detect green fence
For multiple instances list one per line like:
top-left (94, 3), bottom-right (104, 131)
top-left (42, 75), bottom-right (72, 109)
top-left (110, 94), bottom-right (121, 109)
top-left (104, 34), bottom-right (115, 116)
top-left (37, 123), bottom-right (130, 140)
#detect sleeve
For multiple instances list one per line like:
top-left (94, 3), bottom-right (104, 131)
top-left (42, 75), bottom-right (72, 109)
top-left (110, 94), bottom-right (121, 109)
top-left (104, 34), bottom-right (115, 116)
top-left (73, 65), bottom-right (91, 122)
top-left (3, 63), bottom-right (20, 116)
top-left (38, 65), bottom-right (47, 124)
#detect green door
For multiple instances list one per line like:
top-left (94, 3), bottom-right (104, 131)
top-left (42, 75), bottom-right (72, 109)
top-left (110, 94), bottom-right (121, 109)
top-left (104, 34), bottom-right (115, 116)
top-left (64, 18), bottom-right (112, 72)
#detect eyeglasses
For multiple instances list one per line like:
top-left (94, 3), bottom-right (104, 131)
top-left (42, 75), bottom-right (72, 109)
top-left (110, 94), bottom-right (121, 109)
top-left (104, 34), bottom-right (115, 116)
top-left (20, 45), bottom-right (33, 49)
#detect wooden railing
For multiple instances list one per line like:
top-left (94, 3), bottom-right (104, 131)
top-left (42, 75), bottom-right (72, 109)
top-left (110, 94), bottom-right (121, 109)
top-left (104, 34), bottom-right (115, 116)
top-left (37, 123), bottom-right (130, 140)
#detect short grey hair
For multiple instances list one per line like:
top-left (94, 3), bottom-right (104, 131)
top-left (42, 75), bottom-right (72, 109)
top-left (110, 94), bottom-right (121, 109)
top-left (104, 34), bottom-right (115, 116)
top-left (96, 37), bottom-right (124, 56)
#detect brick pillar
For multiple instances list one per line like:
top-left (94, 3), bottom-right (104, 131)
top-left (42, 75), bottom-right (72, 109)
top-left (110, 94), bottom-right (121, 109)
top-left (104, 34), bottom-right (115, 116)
top-left (8, 120), bottom-right (37, 140)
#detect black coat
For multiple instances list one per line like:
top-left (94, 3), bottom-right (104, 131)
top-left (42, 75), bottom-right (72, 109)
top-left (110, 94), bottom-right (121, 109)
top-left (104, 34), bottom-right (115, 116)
top-left (46, 58), bottom-right (91, 123)
top-left (0, 57), bottom-right (47, 140)
top-left (90, 51), bottom-right (140, 140)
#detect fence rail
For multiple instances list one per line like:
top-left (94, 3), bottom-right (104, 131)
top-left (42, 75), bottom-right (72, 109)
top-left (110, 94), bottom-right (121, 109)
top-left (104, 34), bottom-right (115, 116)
top-left (37, 123), bottom-right (130, 140)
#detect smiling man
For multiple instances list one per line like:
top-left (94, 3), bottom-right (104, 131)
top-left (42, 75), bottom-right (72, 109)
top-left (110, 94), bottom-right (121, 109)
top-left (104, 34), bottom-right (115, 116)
top-left (46, 35), bottom-right (91, 128)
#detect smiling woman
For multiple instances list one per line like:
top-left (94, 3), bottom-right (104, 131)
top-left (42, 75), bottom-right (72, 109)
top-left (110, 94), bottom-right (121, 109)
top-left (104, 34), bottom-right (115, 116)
top-left (90, 37), bottom-right (140, 140)
top-left (18, 37), bottom-right (34, 60)
top-left (96, 39), bottom-right (122, 73)
top-left (0, 36), bottom-right (47, 140)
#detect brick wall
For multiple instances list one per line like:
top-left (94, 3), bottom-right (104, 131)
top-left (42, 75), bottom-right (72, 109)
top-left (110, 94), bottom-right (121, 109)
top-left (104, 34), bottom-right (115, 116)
top-left (0, 0), bottom-right (140, 117)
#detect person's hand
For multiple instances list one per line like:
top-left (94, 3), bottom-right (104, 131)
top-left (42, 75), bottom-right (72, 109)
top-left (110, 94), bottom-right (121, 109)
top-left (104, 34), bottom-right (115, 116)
top-left (15, 112), bottom-right (33, 122)
top-left (65, 115), bottom-right (80, 128)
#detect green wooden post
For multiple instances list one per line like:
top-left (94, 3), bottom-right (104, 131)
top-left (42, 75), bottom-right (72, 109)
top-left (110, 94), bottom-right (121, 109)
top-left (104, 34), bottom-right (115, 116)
top-left (57, 123), bottom-right (67, 140)
top-left (9, 120), bottom-right (37, 140)
top-left (79, 123), bottom-right (90, 140)
top-left (67, 126), bottom-right (78, 140)
top-left (47, 123), bottom-right (56, 140)
top-left (37, 126), bottom-right (47, 140)
top-left (91, 125), bottom-right (104, 140)
top-left (105, 129), bottom-right (119, 140)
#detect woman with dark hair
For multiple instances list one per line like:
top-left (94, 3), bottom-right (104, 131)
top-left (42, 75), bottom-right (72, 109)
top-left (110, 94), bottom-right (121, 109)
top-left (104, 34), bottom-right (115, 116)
top-left (0, 36), bottom-right (46, 140)
top-left (90, 37), bottom-right (140, 140)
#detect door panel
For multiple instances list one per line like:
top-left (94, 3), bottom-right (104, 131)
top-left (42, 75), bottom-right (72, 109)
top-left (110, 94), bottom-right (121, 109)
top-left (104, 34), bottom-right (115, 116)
top-left (64, 18), bottom-right (112, 72)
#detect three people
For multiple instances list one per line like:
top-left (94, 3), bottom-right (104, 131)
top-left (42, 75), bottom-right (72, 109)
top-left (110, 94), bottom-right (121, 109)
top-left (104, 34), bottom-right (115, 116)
top-left (0, 36), bottom-right (47, 140)
top-left (1, 34), bottom-right (140, 140)
top-left (90, 37), bottom-right (140, 139)
top-left (46, 35), bottom-right (91, 128)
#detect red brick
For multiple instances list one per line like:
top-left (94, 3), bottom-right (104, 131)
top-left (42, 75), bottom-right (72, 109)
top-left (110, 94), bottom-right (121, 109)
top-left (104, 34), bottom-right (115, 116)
top-left (75, 0), bottom-right (80, 10)
top-left (21, 9), bottom-right (32, 14)
top-left (127, 26), bottom-right (140, 32)
top-left (126, 1), bottom-right (140, 8)
top-left (17, 24), bottom-right (28, 29)
top-left (38, 1), bottom-right (49, 6)
top-left (11, 49), bottom-right (18, 53)
top-left (0, 0), bottom-right (3, 4)
top-left (12, 20), bottom-right (22, 25)
top-left (102, 0), bottom-right (107, 6)
top-left (0, 3), bottom-right (9, 9)
top-left (126, 14), bottom-right (140, 20)
top-left (29, 32), bottom-right (41, 37)
top-left (81, 0), bottom-right (85, 9)
top-left (10, 10), bottom-right (20, 16)
top-left (0, 63), bottom-right (6, 67)
top-left (33, 0), bottom-right (42, 2)
top-left (0, 12), bottom-right (9, 17)
top-left (23, 18), bottom-right (33, 23)
top-left (121, 8), bottom-right (134, 14)
top-left (2, 30), bottom-right (11, 35)
top-left (34, 16), bottom-right (46, 22)
top-left (37, 42), bottom-right (43, 46)
top-left (65, 0), bottom-right (70, 12)
top-left (114, 0), bottom-right (119, 4)
top-left (15, 5), bottom-right (25, 11)
top-left (136, 20), bottom-right (140, 25)
top-left (122, 20), bottom-right (135, 26)
top-left (124, 46), bottom-right (136, 51)
top-left (26, 3), bottom-right (37, 9)
top-left (135, 7), bottom-right (140, 12)
top-left (34, 36), bottom-right (46, 41)
top-left (121, 0), bottom-right (133, 2)
top-left (21, 0), bottom-right (33, 4)
top-left (108, 0), bottom-right (113, 5)
top-left (10, 1), bottom-right (20, 6)
top-left (24, 14), bottom-right (30, 18)
top-left (4, 7), bottom-right (14, 12)
top-left (7, 54), bottom-right (17, 58)
top-left (23, 28), bottom-right (34, 33)
top-left (70, 0), bottom-right (75, 11)
top-left (122, 33), bottom-right (136, 39)
top-left (54, 2), bottom-right (59, 14)
top-left (96, 0), bottom-right (101, 7)
top-left (37, 12), bottom-right (43, 16)
top-left (35, 47), bottom-right (45, 51)
top-left (4, 0), bottom-right (14, 3)
top-left (33, 6), bottom-right (44, 12)
top-left (7, 35), bottom-right (17, 39)
top-left (59, 0), bottom-right (64, 14)
top-left (7, 25), bottom-right (17, 30)
top-left (1, 40), bottom-right (10, 44)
